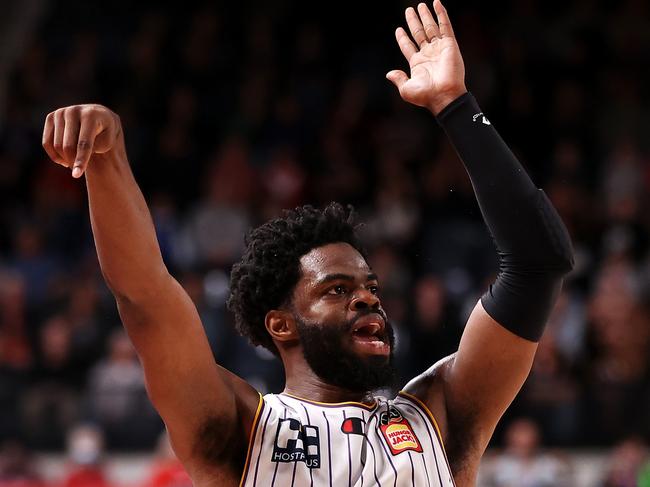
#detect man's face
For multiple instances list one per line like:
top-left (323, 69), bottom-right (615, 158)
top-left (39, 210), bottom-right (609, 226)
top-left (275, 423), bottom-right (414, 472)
top-left (290, 242), bottom-right (396, 392)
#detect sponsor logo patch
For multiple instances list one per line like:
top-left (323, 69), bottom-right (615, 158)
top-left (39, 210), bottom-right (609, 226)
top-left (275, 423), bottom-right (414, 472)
top-left (379, 407), bottom-right (423, 455)
top-left (271, 418), bottom-right (321, 469)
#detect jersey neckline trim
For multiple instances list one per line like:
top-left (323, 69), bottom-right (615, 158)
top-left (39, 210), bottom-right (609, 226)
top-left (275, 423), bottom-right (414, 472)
top-left (279, 391), bottom-right (378, 410)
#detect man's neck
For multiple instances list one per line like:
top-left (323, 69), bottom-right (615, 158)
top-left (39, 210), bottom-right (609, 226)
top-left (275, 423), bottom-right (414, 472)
top-left (283, 373), bottom-right (375, 404)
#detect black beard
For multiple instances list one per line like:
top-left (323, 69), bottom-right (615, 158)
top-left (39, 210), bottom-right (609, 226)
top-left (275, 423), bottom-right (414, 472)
top-left (294, 311), bottom-right (396, 392)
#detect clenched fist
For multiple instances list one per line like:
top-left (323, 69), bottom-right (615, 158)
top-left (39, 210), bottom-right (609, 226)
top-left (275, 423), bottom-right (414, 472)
top-left (42, 105), bottom-right (123, 178)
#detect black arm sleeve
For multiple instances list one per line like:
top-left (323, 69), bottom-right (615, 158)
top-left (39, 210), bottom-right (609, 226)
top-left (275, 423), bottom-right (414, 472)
top-left (437, 92), bottom-right (574, 342)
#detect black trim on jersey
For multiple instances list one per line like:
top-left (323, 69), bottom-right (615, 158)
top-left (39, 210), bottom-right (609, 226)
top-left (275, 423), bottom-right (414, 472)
top-left (399, 395), bottom-right (457, 487)
top-left (370, 414), bottom-right (399, 487)
top-left (342, 410), bottom-right (352, 487)
top-left (408, 452), bottom-right (415, 486)
top-left (360, 414), bottom-right (365, 487)
top-left (273, 398), bottom-right (296, 487)
top-left (251, 405), bottom-right (272, 487)
top-left (399, 402), bottom-right (444, 486)
top-left (359, 410), bottom-right (366, 484)
top-left (270, 407), bottom-right (287, 487)
top-left (239, 399), bottom-right (265, 487)
top-left (364, 432), bottom-right (383, 487)
top-left (421, 455), bottom-right (432, 487)
top-left (290, 459), bottom-right (297, 487)
top-left (300, 403), bottom-right (315, 487)
top-left (321, 411), bottom-right (333, 487)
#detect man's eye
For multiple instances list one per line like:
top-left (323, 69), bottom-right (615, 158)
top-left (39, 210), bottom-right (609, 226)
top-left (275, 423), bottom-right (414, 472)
top-left (329, 285), bottom-right (347, 295)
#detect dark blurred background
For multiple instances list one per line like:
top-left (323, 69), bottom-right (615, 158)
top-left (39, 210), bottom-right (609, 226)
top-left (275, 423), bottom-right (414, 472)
top-left (1, 0), bottom-right (649, 484)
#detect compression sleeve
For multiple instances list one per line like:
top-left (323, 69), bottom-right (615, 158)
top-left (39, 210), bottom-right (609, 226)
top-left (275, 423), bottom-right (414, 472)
top-left (436, 92), bottom-right (574, 342)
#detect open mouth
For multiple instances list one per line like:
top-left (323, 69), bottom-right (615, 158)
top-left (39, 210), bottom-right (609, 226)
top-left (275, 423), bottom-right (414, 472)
top-left (351, 315), bottom-right (390, 354)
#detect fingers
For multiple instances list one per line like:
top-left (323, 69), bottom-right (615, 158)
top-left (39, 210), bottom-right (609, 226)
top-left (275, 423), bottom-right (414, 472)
top-left (386, 70), bottom-right (409, 93)
top-left (52, 109), bottom-right (67, 165)
top-left (417, 2), bottom-right (440, 40)
top-left (73, 110), bottom-right (102, 178)
top-left (63, 108), bottom-right (81, 164)
top-left (405, 7), bottom-right (428, 47)
top-left (398, 2), bottom-right (449, 59)
top-left (434, 0), bottom-right (455, 38)
top-left (42, 112), bottom-right (66, 167)
top-left (395, 27), bottom-right (417, 62)
top-left (42, 105), bottom-right (112, 178)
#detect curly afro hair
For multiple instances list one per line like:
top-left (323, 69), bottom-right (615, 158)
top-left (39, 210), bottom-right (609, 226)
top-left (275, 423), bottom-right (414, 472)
top-left (227, 202), bottom-right (366, 355)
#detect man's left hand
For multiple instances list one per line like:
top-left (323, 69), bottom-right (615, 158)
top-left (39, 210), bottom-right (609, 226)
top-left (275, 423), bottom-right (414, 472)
top-left (387, 0), bottom-right (467, 115)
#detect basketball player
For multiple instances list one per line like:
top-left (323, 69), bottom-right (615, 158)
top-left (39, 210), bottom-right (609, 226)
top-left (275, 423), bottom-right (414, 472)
top-left (41, 1), bottom-right (574, 486)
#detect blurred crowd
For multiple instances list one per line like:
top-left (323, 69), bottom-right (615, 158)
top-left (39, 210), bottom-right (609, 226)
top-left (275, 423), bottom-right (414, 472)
top-left (2, 421), bottom-right (649, 487)
top-left (0, 428), bottom-right (193, 487)
top-left (1, 0), bottom-right (649, 473)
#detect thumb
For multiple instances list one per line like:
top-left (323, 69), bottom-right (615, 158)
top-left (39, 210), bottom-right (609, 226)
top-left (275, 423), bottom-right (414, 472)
top-left (386, 70), bottom-right (409, 90)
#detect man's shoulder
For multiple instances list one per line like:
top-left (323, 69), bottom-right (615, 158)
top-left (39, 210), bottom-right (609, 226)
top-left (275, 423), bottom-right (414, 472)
top-left (399, 354), bottom-right (456, 455)
top-left (401, 353), bottom-right (455, 404)
top-left (401, 353), bottom-right (488, 482)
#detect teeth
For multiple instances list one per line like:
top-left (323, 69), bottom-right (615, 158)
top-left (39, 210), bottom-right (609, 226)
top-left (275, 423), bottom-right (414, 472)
top-left (353, 334), bottom-right (381, 342)
top-left (354, 323), bottom-right (381, 335)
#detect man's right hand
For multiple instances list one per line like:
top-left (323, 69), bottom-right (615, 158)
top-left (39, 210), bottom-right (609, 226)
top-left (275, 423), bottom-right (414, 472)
top-left (41, 103), bottom-right (260, 482)
top-left (42, 104), bottom-right (123, 178)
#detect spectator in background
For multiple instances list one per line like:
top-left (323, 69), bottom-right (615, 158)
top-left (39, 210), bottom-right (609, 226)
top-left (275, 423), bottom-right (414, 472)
top-left (0, 272), bottom-right (32, 371)
top-left (142, 432), bottom-right (191, 487)
top-left (176, 270), bottom-right (226, 360)
top-left (175, 136), bottom-right (255, 271)
top-left (0, 272), bottom-right (31, 440)
top-left (7, 224), bottom-right (61, 309)
top-left (60, 425), bottom-right (108, 487)
top-left (545, 288), bottom-right (587, 366)
top-left (602, 437), bottom-right (650, 487)
top-left (584, 258), bottom-right (650, 444)
top-left (520, 340), bottom-right (579, 444)
top-left (365, 244), bottom-right (411, 323)
top-left (364, 151), bottom-right (421, 248)
top-left (259, 145), bottom-right (307, 220)
top-left (64, 280), bottom-right (113, 378)
top-left (86, 330), bottom-right (161, 450)
top-left (400, 274), bottom-right (462, 380)
top-left (175, 269), bottom-right (285, 394)
top-left (480, 418), bottom-right (573, 487)
top-left (0, 440), bottom-right (43, 487)
top-left (22, 315), bottom-right (80, 450)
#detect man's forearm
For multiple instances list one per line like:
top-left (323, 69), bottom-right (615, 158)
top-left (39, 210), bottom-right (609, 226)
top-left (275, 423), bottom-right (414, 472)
top-left (85, 144), bottom-right (168, 300)
top-left (437, 93), bottom-right (574, 341)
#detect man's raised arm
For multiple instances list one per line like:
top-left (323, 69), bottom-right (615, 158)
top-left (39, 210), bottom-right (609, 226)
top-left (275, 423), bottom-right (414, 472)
top-left (388, 2), bottom-right (573, 484)
top-left (41, 105), bottom-right (260, 481)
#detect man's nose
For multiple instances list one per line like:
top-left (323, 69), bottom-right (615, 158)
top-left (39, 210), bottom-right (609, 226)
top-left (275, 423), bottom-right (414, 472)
top-left (350, 289), bottom-right (380, 311)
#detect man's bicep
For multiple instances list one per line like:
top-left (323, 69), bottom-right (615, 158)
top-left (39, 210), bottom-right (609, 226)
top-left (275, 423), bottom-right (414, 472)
top-left (115, 275), bottom-right (259, 466)
top-left (445, 300), bottom-right (537, 449)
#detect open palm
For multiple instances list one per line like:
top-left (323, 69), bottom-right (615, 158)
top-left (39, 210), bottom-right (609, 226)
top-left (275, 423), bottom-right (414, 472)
top-left (387, 0), bottom-right (467, 115)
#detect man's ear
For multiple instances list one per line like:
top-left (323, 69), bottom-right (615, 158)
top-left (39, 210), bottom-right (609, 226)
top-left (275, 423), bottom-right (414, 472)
top-left (265, 309), bottom-right (297, 343)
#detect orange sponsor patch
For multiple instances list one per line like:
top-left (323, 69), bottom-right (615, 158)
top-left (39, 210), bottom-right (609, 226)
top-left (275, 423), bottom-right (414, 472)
top-left (379, 408), bottom-right (423, 455)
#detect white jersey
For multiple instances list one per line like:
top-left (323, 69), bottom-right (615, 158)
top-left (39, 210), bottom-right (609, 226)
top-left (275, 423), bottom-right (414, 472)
top-left (240, 391), bottom-right (456, 487)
